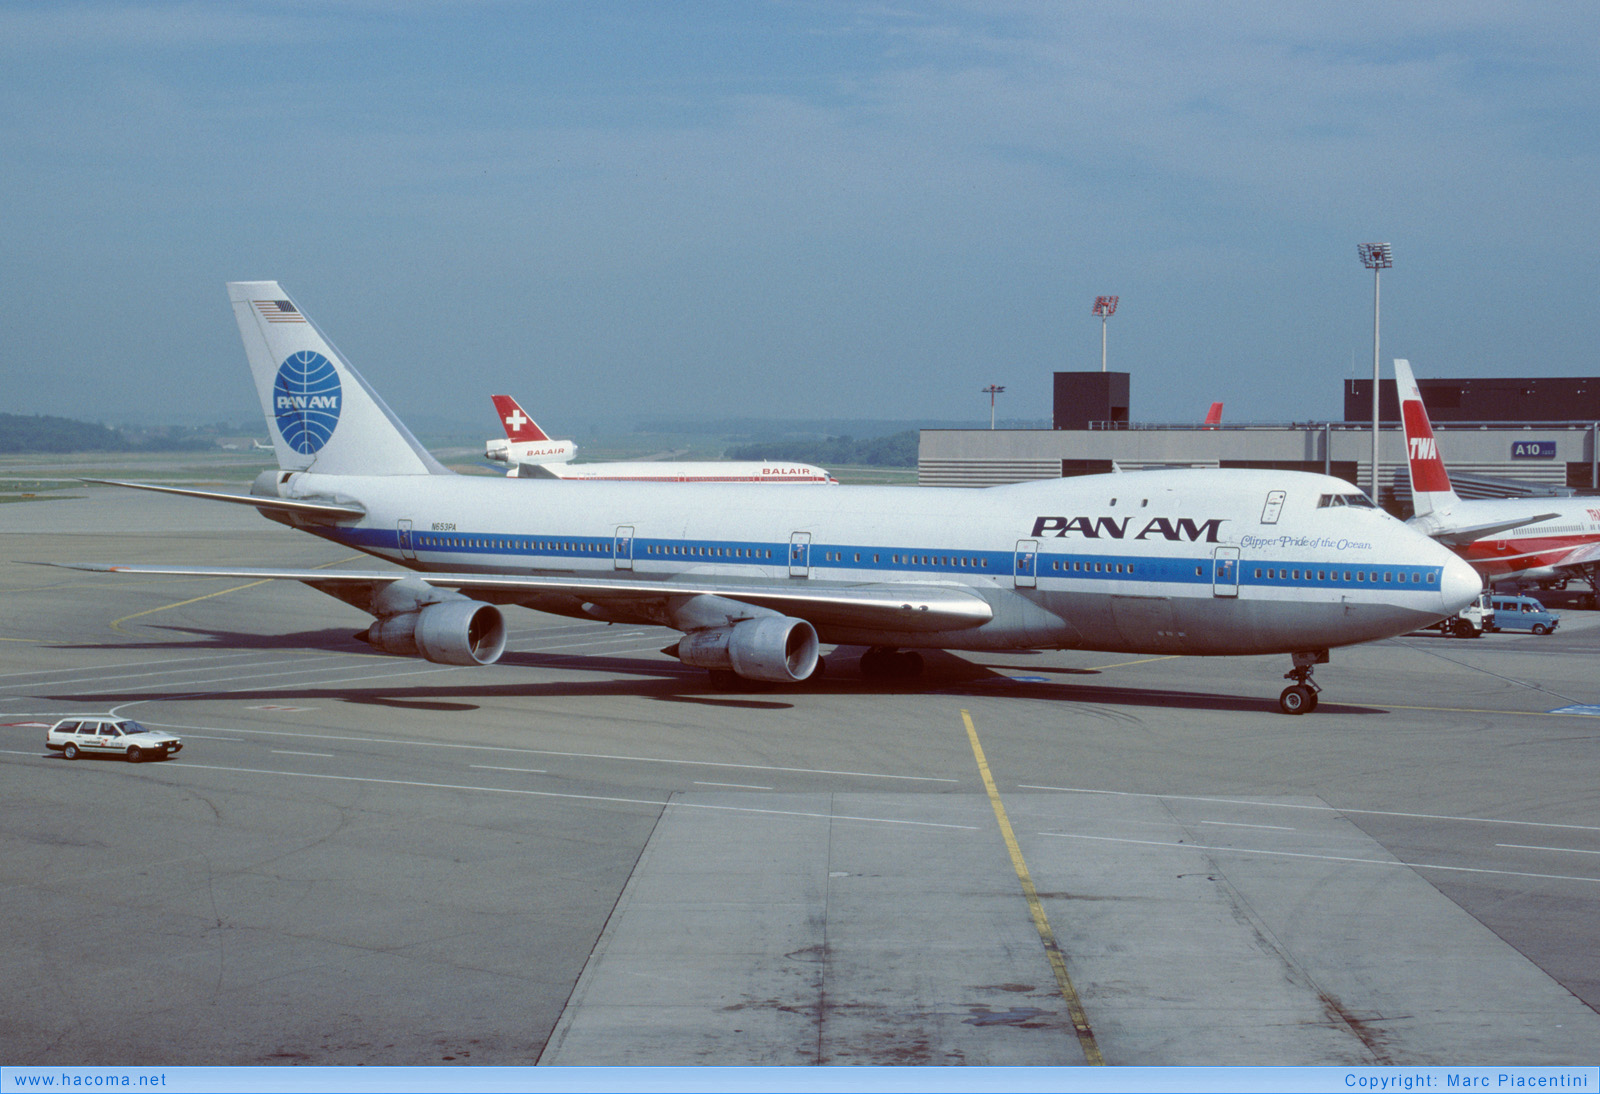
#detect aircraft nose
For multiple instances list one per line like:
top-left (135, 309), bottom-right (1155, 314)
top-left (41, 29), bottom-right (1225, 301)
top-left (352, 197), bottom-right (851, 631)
top-left (1440, 551), bottom-right (1482, 613)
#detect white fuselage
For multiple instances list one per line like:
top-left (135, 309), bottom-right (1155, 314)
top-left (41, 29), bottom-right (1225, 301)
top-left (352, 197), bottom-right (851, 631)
top-left (517, 460), bottom-right (835, 484)
top-left (1411, 497), bottom-right (1600, 577)
top-left (271, 467), bottom-right (1479, 656)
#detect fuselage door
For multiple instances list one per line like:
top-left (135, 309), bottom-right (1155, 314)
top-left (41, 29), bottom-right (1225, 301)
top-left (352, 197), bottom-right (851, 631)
top-left (614, 525), bottom-right (635, 571)
top-left (789, 532), bottom-right (812, 578)
top-left (1015, 539), bottom-right (1039, 589)
top-left (397, 519), bottom-right (416, 561)
top-left (1260, 490), bottom-right (1286, 524)
top-left (1212, 546), bottom-right (1240, 597)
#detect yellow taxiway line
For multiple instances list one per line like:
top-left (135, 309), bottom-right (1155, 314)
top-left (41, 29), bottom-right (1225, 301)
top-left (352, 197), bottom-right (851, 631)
top-left (962, 708), bottom-right (1104, 1066)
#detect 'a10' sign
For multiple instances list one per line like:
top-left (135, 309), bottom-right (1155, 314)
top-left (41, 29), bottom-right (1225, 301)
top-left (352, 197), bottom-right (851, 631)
top-left (1511, 440), bottom-right (1557, 460)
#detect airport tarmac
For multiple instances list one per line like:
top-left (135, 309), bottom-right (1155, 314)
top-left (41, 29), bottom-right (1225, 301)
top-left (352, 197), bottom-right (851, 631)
top-left (3, 487), bottom-right (1600, 1066)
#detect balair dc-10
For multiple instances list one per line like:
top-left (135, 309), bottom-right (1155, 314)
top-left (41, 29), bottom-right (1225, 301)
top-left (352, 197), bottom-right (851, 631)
top-left (486, 393), bottom-right (835, 483)
top-left (62, 281), bottom-right (1479, 714)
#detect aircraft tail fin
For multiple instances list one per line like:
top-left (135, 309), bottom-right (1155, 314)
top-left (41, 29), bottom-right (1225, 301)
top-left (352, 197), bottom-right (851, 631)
top-left (1393, 358), bottom-right (1459, 518)
top-left (491, 394), bottom-right (551, 441)
top-left (1203, 401), bottom-right (1223, 428)
top-left (228, 282), bottom-right (448, 476)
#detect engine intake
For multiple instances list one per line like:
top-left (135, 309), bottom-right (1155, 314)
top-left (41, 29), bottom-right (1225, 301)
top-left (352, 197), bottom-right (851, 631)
top-left (363, 600), bottom-right (507, 666)
top-left (675, 616), bottom-right (820, 683)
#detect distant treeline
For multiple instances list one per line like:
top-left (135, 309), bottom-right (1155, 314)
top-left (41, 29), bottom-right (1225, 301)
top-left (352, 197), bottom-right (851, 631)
top-left (0, 414), bottom-right (217, 453)
top-left (725, 431), bottom-right (919, 467)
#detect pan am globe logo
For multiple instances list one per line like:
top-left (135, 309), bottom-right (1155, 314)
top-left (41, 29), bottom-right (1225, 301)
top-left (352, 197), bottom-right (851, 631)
top-left (273, 351), bottom-right (342, 454)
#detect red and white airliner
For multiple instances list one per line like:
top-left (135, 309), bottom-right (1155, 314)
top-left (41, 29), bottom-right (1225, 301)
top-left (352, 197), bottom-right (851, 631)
top-left (486, 395), bottom-right (836, 483)
top-left (1396, 358), bottom-right (1600, 586)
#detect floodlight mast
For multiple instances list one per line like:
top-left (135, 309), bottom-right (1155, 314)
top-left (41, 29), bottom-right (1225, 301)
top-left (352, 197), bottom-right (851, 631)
top-left (1358, 243), bottom-right (1392, 505)
top-left (982, 385), bottom-right (1006, 430)
top-left (1092, 296), bottom-right (1119, 373)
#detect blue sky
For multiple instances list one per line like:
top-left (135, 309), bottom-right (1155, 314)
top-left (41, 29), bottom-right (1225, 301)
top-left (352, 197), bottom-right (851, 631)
top-left (3, 2), bottom-right (1597, 432)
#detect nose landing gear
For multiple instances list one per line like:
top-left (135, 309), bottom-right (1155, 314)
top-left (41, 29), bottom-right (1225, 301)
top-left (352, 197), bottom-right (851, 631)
top-left (1280, 650), bottom-right (1328, 715)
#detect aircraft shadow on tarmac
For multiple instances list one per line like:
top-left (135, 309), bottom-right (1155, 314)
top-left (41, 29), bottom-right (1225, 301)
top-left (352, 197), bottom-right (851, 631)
top-left (37, 635), bottom-right (1389, 717)
top-left (78, 624), bottom-right (376, 653)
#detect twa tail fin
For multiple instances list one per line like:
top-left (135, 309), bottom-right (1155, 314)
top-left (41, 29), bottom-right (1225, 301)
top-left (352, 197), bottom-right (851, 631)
top-left (1393, 358), bottom-right (1459, 518)
top-left (490, 395), bottom-right (551, 441)
top-left (228, 281), bottom-right (448, 476)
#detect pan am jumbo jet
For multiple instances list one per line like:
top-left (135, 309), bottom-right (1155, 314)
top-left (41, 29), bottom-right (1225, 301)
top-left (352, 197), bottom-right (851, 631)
top-left (61, 282), bottom-right (1478, 715)
top-left (487, 394), bottom-right (835, 483)
top-left (1395, 358), bottom-right (1600, 589)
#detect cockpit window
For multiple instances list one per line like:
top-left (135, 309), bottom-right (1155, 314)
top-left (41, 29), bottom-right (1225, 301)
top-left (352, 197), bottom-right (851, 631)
top-left (1317, 493), bottom-right (1377, 509)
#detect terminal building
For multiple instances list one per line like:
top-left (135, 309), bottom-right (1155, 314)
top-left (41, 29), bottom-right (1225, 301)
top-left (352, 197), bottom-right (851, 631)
top-left (919, 371), bottom-right (1600, 514)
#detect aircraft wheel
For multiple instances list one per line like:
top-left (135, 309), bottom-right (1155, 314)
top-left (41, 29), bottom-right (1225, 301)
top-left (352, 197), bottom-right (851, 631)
top-left (859, 648), bottom-right (892, 679)
top-left (893, 651), bottom-right (924, 679)
top-left (1279, 685), bottom-right (1314, 715)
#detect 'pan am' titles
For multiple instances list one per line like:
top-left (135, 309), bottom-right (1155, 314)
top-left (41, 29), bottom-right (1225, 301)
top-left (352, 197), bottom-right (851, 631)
top-left (1030, 515), bottom-right (1226, 543)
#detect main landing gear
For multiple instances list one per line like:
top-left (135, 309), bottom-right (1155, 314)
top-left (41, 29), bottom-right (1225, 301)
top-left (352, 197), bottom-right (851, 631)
top-left (1279, 650), bottom-right (1328, 715)
top-left (859, 647), bottom-right (924, 681)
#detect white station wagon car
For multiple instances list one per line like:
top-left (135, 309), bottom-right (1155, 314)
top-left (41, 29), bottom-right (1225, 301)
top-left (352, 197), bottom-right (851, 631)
top-left (46, 717), bottom-right (183, 762)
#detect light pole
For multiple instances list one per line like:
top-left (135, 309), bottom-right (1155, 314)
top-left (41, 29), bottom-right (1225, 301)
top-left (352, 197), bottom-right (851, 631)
top-left (1358, 243), bottom-right (1392, 504)
top-left (1092, 296), bottom-right (1119, 373)
top-left (982, 385), bottom-right (1005, 430)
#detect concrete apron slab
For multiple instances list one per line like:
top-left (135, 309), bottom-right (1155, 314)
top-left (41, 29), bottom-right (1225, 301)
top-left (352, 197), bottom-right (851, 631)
top-left (539, 792), bottom-right (1088, 1065)
top-left (540, 791), bottom-right (1600, 1065)
top-left (1014, 791), bottom-right (1600, 1064)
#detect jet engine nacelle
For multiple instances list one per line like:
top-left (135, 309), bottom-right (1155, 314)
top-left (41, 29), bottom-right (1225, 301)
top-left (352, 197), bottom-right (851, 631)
top-left (675, 616), bottom-right (820, 683)
top-left (363, 600), bottom-right (507, 666)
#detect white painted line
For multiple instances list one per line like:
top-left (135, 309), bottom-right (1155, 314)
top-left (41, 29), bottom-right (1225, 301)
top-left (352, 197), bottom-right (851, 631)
top-left (470, 764), bottom-right (548, 774)
top-left (139, 721), bottom-right (957, 783)
top-left (1038, 831), bottom-right (1600, 886)
top-left (508, 746), bottom-right (960, 784)
top-left (23, 656), bottom-right (423, 696)
top-left (256, 665), bottom-right (465, 690)
top-left (1497, 843), bottom-right (1600, 856)
top-left (1198, 820), bottom-right (1297, 831)
top-left (271, 750), bottom-right (334, 758)
top-left (159, 762), bottom-right (974, 830)
top-left (1020, 784), bottom-right (1600, 834)
top-left (0, 649), bottom-right (298, 683)
top-left (693, 780), bottom-right (774, 790)
top-left (669, 801), bottom-right (978, 830)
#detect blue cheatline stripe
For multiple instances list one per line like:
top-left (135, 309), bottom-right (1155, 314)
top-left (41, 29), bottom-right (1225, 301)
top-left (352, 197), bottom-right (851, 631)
top-left (323, 526), bottom-right (1445, 596)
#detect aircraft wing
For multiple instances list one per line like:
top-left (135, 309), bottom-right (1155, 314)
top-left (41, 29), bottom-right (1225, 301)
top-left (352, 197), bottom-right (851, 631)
top-left (48, 562), bottom-right (995, 633)
top-left (83, 479), bottom-right (366, 521)
top-left (1426, 513), bottom-right (1562, 547)
top-left (1546, 542), bottom-right (1600, 572)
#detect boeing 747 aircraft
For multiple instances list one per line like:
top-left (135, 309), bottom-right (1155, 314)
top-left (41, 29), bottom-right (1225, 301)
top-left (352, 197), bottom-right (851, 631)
top-left (62, 283), bottom-right (1478, 714)
top-left (1395, 358), bottom-right (1600, 589)
top-left (487, 394), bottom-right (835, 483)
